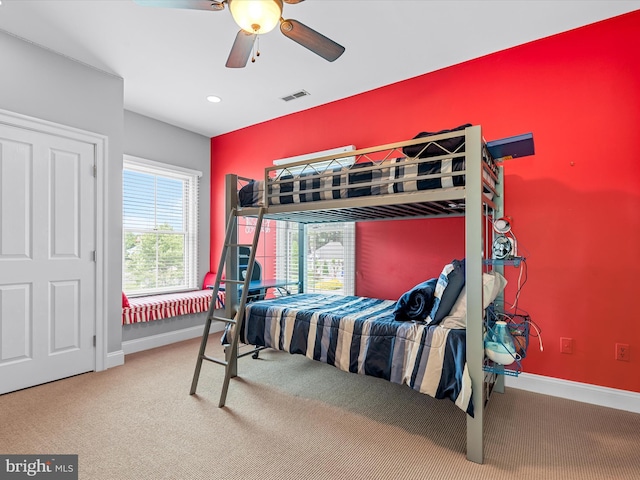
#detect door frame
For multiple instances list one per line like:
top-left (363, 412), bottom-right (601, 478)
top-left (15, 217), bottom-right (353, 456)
top-left (0, 108), bottom-right (108, 372)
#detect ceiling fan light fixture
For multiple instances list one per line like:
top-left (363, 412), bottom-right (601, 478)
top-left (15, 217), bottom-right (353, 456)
top-left (229, 0), bottom-right (283, 34)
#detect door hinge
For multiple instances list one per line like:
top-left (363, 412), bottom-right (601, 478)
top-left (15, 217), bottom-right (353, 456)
top-left (93, 335), bottom-right (96, 347)
top-left (91, 250), bottom-right (97, 262)
top-left (93, 164), bottom-right (97, 178)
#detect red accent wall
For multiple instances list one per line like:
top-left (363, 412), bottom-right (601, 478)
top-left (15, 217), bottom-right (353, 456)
top-left (211, 11), bottom-right (640, 393)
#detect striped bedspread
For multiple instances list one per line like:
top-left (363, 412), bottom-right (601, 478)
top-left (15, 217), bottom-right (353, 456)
top-left (241, 294), bottom-right (473, 414)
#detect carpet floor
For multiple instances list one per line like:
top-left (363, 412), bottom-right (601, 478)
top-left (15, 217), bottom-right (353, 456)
top-left (1, 334), bottom-right (639, 479)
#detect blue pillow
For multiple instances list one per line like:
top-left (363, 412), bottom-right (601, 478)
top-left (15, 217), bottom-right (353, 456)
top-left (393, 278), bottom-right (437, 321)
top-left (427, 259), bottom-right (466, 325)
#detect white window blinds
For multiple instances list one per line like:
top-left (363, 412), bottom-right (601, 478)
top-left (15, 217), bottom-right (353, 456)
top-left (305, 222), bottom-right (355, 295)
top-left (123, 155), bottom-right (201, 296)
top-left (274, 221), bottom-right (355, 296)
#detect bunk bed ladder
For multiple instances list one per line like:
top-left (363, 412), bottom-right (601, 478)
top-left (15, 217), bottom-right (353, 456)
top-left (189, 207), bottom-right (265, 408)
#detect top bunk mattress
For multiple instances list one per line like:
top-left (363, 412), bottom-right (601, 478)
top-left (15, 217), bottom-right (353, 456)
top-left (238, 132), bottom-right (497, 208)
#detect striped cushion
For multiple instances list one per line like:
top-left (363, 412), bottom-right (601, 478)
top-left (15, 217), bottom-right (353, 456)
top-left (122, 290), bottom-right (224, 325)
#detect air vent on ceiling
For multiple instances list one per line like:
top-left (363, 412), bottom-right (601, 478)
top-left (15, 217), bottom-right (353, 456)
top-left (281, 90), bottom-right (310, 102)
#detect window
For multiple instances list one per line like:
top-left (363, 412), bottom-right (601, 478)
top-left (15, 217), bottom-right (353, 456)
top-left (270, 146), bottom-right (356, 296)
top-left (122, 155), bottom-right (201, 296)
top-left (275, 221), bottom-right (355, 295)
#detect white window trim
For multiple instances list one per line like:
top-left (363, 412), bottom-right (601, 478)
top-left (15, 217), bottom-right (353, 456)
top-left (124, 154), bottom-right (203, 179)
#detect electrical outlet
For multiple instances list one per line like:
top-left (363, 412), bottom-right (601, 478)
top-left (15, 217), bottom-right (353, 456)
top-left (616, 343), bottom-right (630, 362)
top-left (560, 337), bottom-right (573, 354)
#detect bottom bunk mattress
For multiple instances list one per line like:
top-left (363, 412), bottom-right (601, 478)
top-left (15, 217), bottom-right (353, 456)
top-left (240, 293), bottom-right (473, 415)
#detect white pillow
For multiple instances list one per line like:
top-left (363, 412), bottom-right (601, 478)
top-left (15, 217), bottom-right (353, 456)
top-left (439, 272), bottom-right (507, 329)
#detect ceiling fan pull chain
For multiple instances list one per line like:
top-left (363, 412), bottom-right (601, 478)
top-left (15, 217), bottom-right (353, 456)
top-left (252, 35), bottom-right (260, 63)
top-left (251, 31), bottom-right (261, 63)
top-left (251, 37), bottom-right (258, 63)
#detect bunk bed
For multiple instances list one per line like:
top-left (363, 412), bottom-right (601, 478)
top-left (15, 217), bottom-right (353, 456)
top-left (213, 125), bottom-right (506, 464)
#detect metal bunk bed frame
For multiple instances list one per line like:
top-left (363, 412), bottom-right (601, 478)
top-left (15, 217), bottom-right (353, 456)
top-left (215, 125), bottom-right (504, 464)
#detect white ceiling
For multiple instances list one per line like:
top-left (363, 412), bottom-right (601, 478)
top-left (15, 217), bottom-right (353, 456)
top-left (1, 0), bottom-right (639, 137)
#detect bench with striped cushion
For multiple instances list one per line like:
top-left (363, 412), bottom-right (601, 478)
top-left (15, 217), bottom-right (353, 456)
top-left (122, 289), bottom-right (224, 325)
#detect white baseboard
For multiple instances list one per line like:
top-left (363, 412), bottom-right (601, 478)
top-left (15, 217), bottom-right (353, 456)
top-left (105, 350), bottom-right (125, 369)
top-left (121, 323), bottom-right (224, 356)
top-left (506, 372), bottom-right (640, 414)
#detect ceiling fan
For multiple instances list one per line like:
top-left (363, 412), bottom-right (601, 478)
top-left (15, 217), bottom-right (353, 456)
top-left (133, 0), bottom-right (345, 68)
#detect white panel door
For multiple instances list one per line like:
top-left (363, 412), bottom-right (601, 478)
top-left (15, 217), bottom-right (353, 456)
top-left (0, 122), bottom-right (96, 394)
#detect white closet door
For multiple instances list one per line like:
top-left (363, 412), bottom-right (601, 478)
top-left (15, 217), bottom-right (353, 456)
top-left (0, 122), bottom-right (96, 394)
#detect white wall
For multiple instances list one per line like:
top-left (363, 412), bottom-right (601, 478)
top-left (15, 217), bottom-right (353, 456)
top-left (0, 31), bottom-right (212, 357)
top-left (122, 110), bottom-right (211, 341)
top-left (0, 29), bottom-right (125, 356)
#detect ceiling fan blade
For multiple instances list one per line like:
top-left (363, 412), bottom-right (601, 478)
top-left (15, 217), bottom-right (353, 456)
top-left (133, 0), bottom-right (225, 12)
top-left (226, 30), bottom-right (257, 68)
top-left (280, 19), bottom-right (345, 62)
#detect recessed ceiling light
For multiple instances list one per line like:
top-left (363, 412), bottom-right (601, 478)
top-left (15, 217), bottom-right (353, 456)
top-left (206, 95), bottom-right (221, 103)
